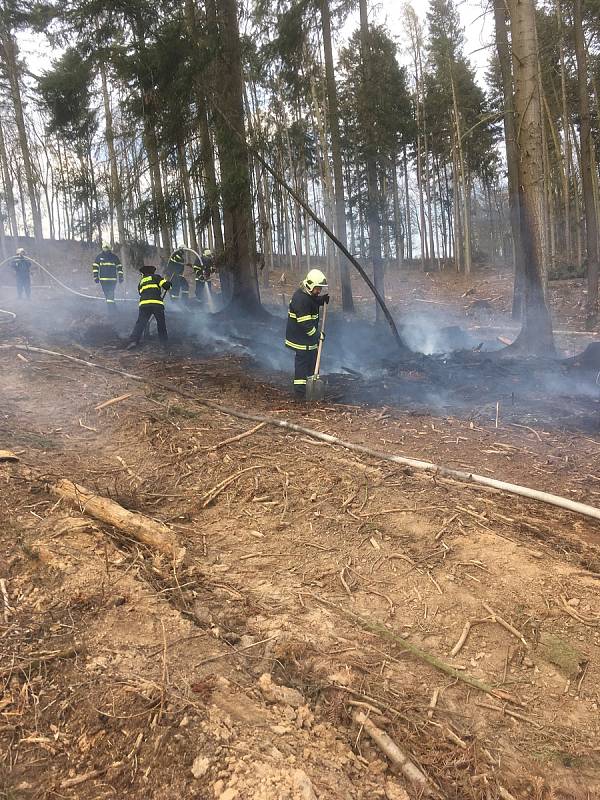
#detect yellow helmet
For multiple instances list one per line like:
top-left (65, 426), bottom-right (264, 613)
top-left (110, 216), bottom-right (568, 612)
top-left (303, 269), bottom-right (328, 292)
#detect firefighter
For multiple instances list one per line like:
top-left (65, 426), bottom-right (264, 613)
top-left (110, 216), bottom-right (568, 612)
top-left (167, 246), bottom-right (185, 280)
top-left (285, 269), bottom-right (329, 396)
top-left (92, 242), bottom-right (123, 307)
top-left (167, 246), bottom-right (190, 303)
top-left (193, 248), bottom-right (213, 300)
top-left (128, 265), bottom-right (171, 347)
top-left (12, 247), bottom-right (32, 300)
top-left (169, 262), bottom-right (190, 304)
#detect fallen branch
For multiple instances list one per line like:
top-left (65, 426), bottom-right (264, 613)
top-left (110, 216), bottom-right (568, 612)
top-left (312, 595), bottom-right (522, 706)
top-left (482, 603), bottom-right (529, 648)
top-left (353, 712), bottom-right (432, 794)
top-left (560, 595), bottom-right (600, 627)
top-left (95, 392), bottom-right (133, 411)
top-left (59, 762), bottom-right (121, 789)
top-left (0, 646), bottom-right (81, 679)
top-left (209, 422), bottom-right (266, 451)
top-left (450, 619), bottom-right (488, 657)
top-left (0, 579), bottom-right (12, 624)
top-left (9, 343), bottom-right (600, 524)
top-left (49, 479), bottom-right (185, 563)
top-left (201, 465), bottom-right (262, 508)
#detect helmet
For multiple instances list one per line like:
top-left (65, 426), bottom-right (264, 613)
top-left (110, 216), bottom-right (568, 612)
top-left (16, 247), bottom-right (25, 255)
top-left (303, 269), bottom-right (328, 292)
top-left (140, 264), bottom-right (157, 275)
top-left (203, 249), bottom-right (212, 257)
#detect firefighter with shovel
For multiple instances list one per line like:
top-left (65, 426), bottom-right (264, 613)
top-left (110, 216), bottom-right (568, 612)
top-left (285, 269), bottom-right (329, 399)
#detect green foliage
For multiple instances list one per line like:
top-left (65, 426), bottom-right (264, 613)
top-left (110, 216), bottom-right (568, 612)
top-left (37, 47), bottom-right (96, 144)
top-left (338, 25), bottom-right (414, 162)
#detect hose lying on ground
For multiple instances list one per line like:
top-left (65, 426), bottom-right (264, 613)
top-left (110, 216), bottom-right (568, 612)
top-left (2, 341), bottom-right (600, 525)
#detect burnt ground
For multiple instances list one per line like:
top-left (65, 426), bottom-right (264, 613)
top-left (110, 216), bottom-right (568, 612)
top-left (1, 266), bottom-right (600, 800)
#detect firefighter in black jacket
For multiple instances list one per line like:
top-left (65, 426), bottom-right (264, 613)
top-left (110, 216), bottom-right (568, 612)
top-left (166, 247), bottom-right (189, 302)
top-left (285, 269), bottom-right (329, 395)
top-left (128, 266), bottom-right (171, 347)
top-left (12, 248), bottom-right (32, 300)
top-left (193, 249), bottom-right (214, 300)
top-left (92, 243), bottom-right (123, 307)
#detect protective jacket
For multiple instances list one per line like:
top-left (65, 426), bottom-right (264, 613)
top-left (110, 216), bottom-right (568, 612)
top-left (193, 255), bottom-right (212, 283)
top-left (285, 287), bottom-right (324, 351)
top-left (167, 249), bottom-right (185, 277)
top-left (138, 273), bottom-right (170, 307)
top-left (12, 256), bottom-right (31, 277)
top-left (93, 250), bottom-right (123, 282)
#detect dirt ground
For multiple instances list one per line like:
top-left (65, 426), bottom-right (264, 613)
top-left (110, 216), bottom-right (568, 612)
top-left (1, 264), bottom-right (600, 800)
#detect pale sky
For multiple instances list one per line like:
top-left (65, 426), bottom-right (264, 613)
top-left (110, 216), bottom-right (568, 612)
top-left (342, 0), bottom-right (494, 87)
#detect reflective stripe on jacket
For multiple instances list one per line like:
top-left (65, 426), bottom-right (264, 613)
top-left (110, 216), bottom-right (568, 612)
top-left (285, 286), bottom-right (321, 351)
top-left (138, 274), bottom-right (168, 306)
top-left (93, 251), bottom-right (123, 281)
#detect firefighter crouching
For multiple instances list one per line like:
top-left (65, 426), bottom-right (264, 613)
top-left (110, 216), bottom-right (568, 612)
top-left (285, 269), bottom-right (329, 396)
top-left (92, 243), bottom-right (123, 307)
top-left (128, 266), bottom-right (171, 347)
top-left (12, 247), bottom-right (32, 300)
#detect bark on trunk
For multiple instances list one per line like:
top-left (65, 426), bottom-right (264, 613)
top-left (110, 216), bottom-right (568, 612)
top-left (574, 0), bottom-right (599, 328)
top-left (0, 32), bottom-right (43, 243)
top-left (508, 0), bottom-right (555, 355)
top-left (321, 0), bottom-right (354, 311)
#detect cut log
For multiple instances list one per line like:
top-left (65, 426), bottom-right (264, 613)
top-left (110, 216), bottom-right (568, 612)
top-left (353, 712), bottom-right (432, 794)
top-left (49, 479), bottom-right (185, 563)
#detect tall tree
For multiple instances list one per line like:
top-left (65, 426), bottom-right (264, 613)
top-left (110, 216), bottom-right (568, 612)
top-left (508, 0), bottom-right (555, 354)
top-left (211, 0), bottom-right (261, 312)
top-left (320, 0), bottom-right (354, 311)
top-left (573, 0), bottom-right (599, 328)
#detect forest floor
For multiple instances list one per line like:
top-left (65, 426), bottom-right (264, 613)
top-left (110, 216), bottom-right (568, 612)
top-left (1, 265), bottom-right (600, 800)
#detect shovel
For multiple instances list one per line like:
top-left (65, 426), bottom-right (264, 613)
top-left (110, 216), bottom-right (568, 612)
top-left (306, 303), bottom-right (328, 402)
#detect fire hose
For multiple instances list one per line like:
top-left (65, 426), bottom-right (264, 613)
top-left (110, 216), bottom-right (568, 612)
top-left (2, 340), bottom-right (600, 526)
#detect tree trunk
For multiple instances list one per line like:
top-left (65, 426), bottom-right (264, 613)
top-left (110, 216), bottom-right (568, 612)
top-left (508, 0), bottom-right (555, 354)
top-left (99, 63), bottom-right (129, 268)
top-left (493, 0), bottom-right (525, 319)
top-left (0, 117), bottom-right (18, 237)
top-left (321, 0), bottom-right (354, 311)
top-left (574, 0), bottom-right (599, 328)
top-left (211, 0), bottom-right (261, 312)
top-left (0, 31), bottom-right (43, 243)
top-left (359, 0), bottom-right (384, 321)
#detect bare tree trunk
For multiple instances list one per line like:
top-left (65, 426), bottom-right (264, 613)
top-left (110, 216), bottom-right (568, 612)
top-left (321, 0), bottom-right (354, 310)
top-left (211, 0), bottom-right (261, 311)
top-left (574, 0), bottom-right (599, 328)
top-left (557, 0), bottom-right (572, 264)
top-left (508, 0), bottom-right (555, 354)
top-left (0, 118), bottom-right (18, 237)
top-left (99, 63), bottom-right (129, 268)
top-left (0, 31), bottom-right (43, 243)
top-left (493, 0), bottom-right (525, 318)
top-left (359, 0), bottom-right (384, 321)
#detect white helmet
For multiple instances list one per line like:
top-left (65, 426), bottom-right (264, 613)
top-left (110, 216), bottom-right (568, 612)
top-left (16, 247), bottom-right (25, 255)
top-left (303, 269), bottom-right (328, 292)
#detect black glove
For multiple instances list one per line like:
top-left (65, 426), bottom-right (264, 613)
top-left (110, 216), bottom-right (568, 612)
top-left (322, 293), bottom-right (330, 305)
top-left (163, 281), bottom-right (172, 291)
top-left (94, 278), bottom-right (99, 284)
top-left (118, 275), bottom-right (124, 283)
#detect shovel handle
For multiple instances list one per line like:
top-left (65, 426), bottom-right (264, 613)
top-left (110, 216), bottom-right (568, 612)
top-left (313, 302), bottom-right (328, 378)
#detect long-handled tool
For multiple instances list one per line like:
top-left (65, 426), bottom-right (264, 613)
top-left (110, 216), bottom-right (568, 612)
top-left (306, 303), bottom-right (328, 402)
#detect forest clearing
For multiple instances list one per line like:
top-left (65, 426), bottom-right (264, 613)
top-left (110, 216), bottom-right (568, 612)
top-left (2, 258), bottom-right (600, 800)
top-left (2, 0), bottom-right (600, 796)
